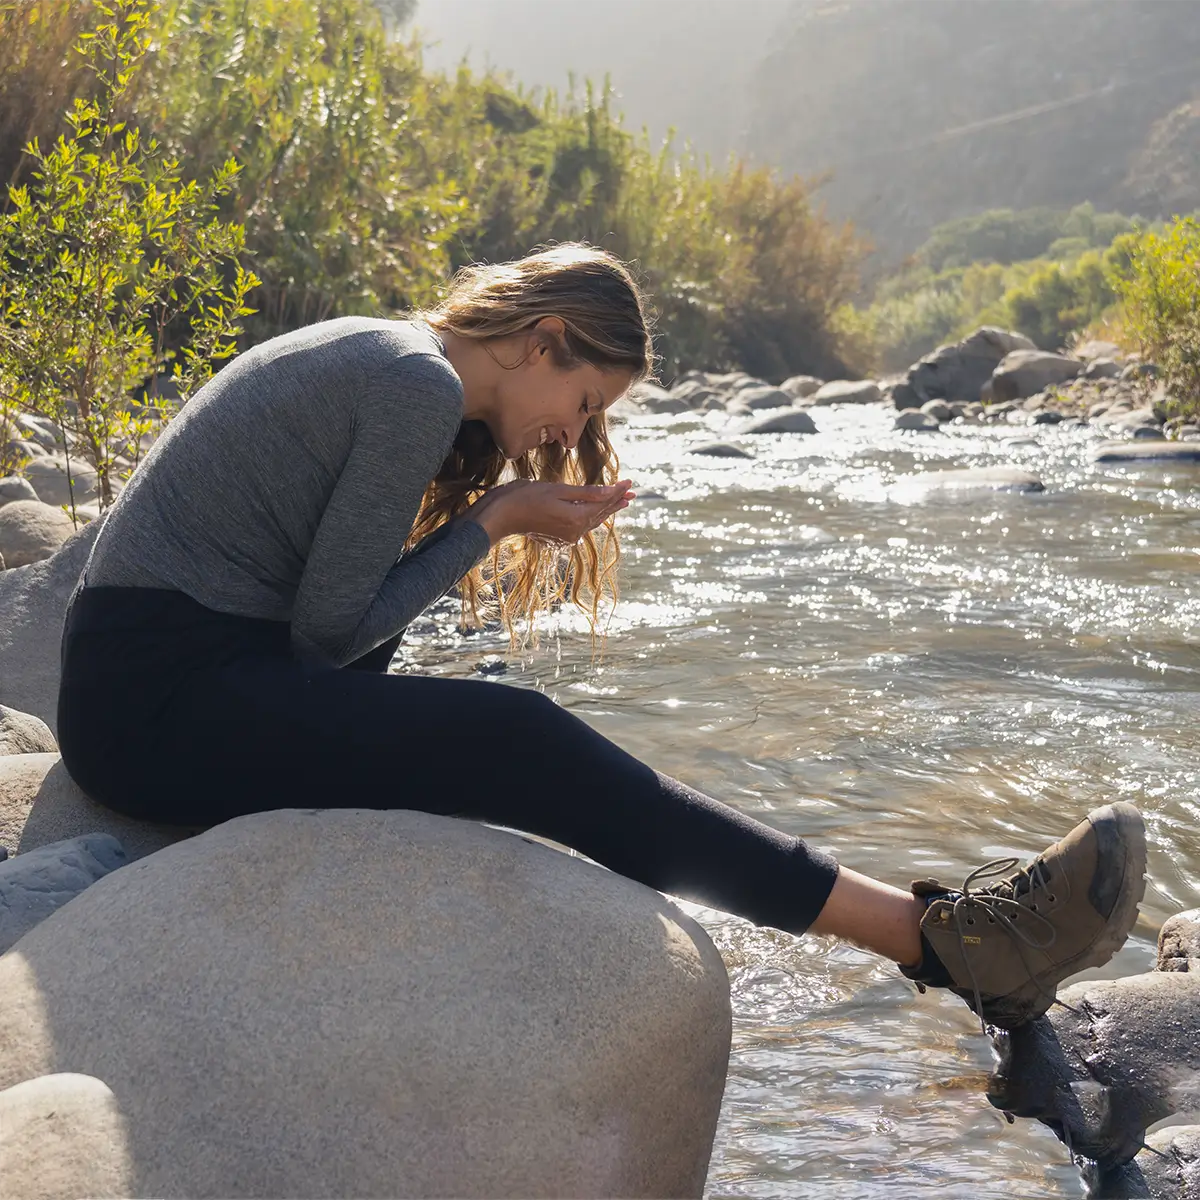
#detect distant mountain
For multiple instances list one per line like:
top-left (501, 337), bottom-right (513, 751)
top-left (744, 0), bottom-right (1200, 263)
top-left (413, 0), bottom-right (1200, 266)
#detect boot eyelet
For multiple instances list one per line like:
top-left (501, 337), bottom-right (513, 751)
top-left (1047, 894), bottom-right (1056, 902)
top-left (966, 917), bottom-right (975, 926)
top-left (1031, 904), bottom-right (1039, 913)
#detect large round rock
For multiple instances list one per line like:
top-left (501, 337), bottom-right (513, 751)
top-left (0, 808), bottom-right (732, 1199)
top-left (0, 501), bottom-right (77, 569)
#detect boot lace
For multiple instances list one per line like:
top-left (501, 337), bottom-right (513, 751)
top-left (950, 856), bottom-right (1066, 1035)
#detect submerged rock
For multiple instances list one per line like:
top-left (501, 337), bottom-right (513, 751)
top-left (0, 808), bottom-right (731, 1199)
top-left (688, 441), bottom-right (755, 458)
top-left (1093, 441), bottom-right (1200, 464)
top-left (893, 410), bottom-right (941, 431)
top-left (1085, 1124), bottom-right (1200, 1198)
top-left (895, 467), bottom-right (1045, 497)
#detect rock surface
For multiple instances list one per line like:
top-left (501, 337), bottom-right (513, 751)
top-left (1085, 1124), bottom-right (1200, 1199)
top-left (0, 1073), bottom-right (133, 1200)
top-left (988, 910), bottom-right (1200, 1171)
top-left (22, 455), bottom-right (100, 508)
top-left (991, 350), bottom-right (1084, 403)
top-left (810, 379), bottom-right (881, 406)
top-left (0, 475), bottom-right (39, 507)
top-left (0, 833), bottom-right (128, 954)
top-left (0, 753), bottom-right (191, 863)
top-left (0, 519), bottom-right (101, 729)
top-left (0, 500), bottom-right (78, 568)
top-left (688, 441), bottom-right (754, 459)
top-left (0, 706), bottom-right (58, 756)
top-left (0, 808), bottom-right (732, 1199)
top-left (739, 410), bottom-right (818, 435)
top-left (893, 410), bottom-right (941, 431)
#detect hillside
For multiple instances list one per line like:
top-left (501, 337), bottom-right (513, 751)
top-left (744, 0), bottom-right (1200, 263)
top-left (415, 0), bottom-right (1200, 266)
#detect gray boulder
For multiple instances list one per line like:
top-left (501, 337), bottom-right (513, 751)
top-left (893, 410), bottom-right (941, 431)
top-left (0, 519), bottom-right (101, 728)
top-left (0, 808), bottom-right (731, 1199)
top-left (811, 379), bottom-right (881, 406)
top-left (0, 500), bottom-right (78, 569)
top-left (0, 475), bottom-right (39, 507)
top-left (988, 909), bottom-right (1200, 1171)
top-left (0, 706), bottom-right (58, 756)
top-left (0, 833), bottom-right (127, 954)
top-left (920, 399), bottom-right (953, 422)
top-left (1085, 357), bottom-right (1124, 381)
top-left (22, 455), bottom-right (100, 508)
top-left (905, 327), bottom-right (1036, 405)
top-left (739, 409), bottom-right (818, 435)
top-left (780, 374), bottom-right (823, 399)
top-left (991, 350), bottom-right (1084, 403)
top-left (0, 753), bottom-right (192, 863)
top-left (0, 1073), bottom-right (133, 1200)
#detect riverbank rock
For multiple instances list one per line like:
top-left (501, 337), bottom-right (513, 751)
top-left (0, 1073), bottom-right (133, 1200)
top-left (1092, 441), bottom-right (1200, 464)
top-left (900, 327), bottom-right (1036, 408)
top-left (0, 476), bottom-right (39, 507)
top-left (0, 833), bottom-right (127, 954)
top-left (988, 909), bottom-right (1200, 1171)
top-left (811, 379), bottom-right (881, 406)
top-left (739, 410), bottom-right (818, 435)
top-left (0, 501), bottom-right (78, 569)
top-left (0, 706), bottom-right (58, 756)
top-left (22, 455), bottom-right (100, 508)
top-left (0, 753), bottom-right (190, 863)
top-left (991, 350), bottom-right (1084, 403)
top-left (734, 385), bottom-right (793, 412)
top-left (0, 519), bottom-right (101, 729)
top-left (781, 374), bottom-right (823, 399)
top-left (0, 808), bottom-right (732, 1199)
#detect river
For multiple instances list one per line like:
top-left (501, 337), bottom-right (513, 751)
top-left (396, 402), bottom-right (1200, 1198)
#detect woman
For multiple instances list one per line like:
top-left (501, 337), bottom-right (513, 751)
top-left (59, 244), bottom-right (1145, 1031)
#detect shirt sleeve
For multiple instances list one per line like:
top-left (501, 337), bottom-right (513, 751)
top-left (289, 352), bottom-right (491, 666)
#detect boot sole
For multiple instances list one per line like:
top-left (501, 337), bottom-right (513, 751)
top-left (992, 802), bottom-right (1147, 1027)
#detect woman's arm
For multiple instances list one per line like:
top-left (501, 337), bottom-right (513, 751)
top-left (290, 353), bottom-right (486, 666)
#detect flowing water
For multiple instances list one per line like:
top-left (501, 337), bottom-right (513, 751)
top-left (396, 404), bottom-right (1200, 1197)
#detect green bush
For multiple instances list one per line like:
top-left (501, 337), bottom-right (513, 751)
top-left (1116, 216), bottom-right (1200, 420)
top-left (0, 0), bottom-right (257, 512)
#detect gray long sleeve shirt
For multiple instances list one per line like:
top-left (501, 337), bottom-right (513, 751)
top-left (84, 318), bottom-right (491, 666)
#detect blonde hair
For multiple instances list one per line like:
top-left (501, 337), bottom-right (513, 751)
top-left (412, 243), bottom-right (654, 638)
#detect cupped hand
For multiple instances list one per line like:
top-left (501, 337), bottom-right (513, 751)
top-left (466, 479), bottom-right (634, 545)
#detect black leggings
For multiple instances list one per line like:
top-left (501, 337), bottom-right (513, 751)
top-left (58, 587), bottom-right (839, 934)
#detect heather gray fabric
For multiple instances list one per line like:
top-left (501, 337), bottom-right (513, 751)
top-left (84, 318), bottom-right (491, 666)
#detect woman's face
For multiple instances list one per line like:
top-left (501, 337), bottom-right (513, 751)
top-left (488, 337), bottom-right (633, 460)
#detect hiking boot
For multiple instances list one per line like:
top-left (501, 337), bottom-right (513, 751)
top-left (900, 802), bottom-right (1146, 1030)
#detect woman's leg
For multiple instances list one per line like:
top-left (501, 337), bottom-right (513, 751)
top-left (145, 656), bottom-right (842, 936)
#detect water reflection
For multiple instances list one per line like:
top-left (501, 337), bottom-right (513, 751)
top-left (397, 405), bottom-right (1199, 1197)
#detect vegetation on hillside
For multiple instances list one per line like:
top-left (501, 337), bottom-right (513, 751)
top-left (0, 0), bottom-right (868, 395)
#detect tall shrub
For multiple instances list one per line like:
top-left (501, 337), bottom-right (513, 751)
top-left (0, 0), bottom-right (257, 512)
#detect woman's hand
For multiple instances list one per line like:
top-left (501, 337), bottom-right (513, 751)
top-left (466, 479), bottom-right (634, 546)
